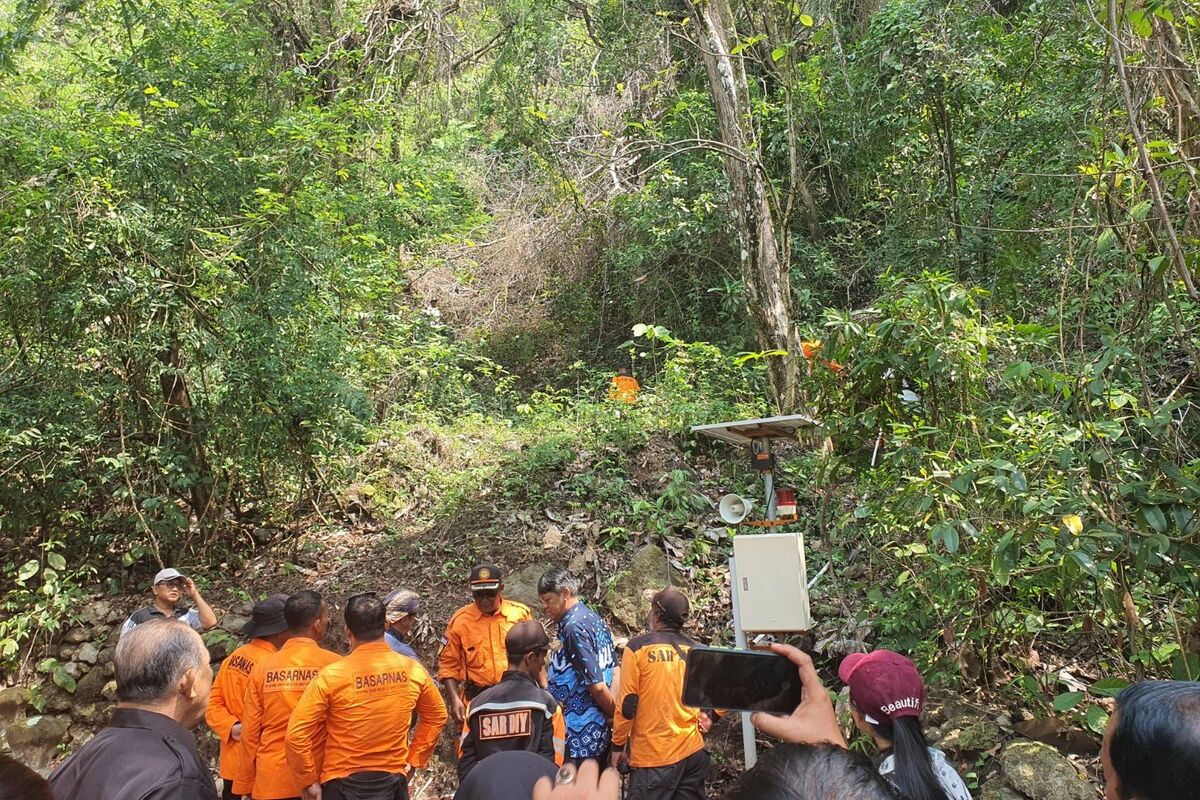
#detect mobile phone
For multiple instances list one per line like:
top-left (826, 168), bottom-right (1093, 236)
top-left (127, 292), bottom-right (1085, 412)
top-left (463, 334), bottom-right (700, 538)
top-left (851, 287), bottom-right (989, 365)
top-left (682, 646), bottom-right (802, 714)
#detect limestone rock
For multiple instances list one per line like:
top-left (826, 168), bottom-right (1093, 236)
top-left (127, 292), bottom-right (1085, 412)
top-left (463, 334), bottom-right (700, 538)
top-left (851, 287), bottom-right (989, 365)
top-left (98, 646), bottom-right (116, 666)
top-left (220, 615), bottom-right (251, 636)
top-left (604, 545), bottom-right (683, 630)
top-left (996, 740), bottom-right (1094, 800)
top-left (74, 702), bottom-right (110, 727)
top-left (81, 600), bottom-right (113, 626)
top-left (102, 679), bottom-right (118, 700)
top-left (0, 685), bottom-right (32, 722)
top-left (63, 627), bottom-right (90, 644)
top-left (43, 687), bottom-right (75, 713)
top-left (74, 666), bottom-right (109, 702)
top-left (504, 563), bottom-right (555, 609)
top-left (567, 545), bottom-right (597, 576)
top-left (232, 598), bottom-right (255, 616)
top-left (941, 720), bottom-right (1003, 753)
top-left (68, 726), bottom-right (94, 751)
top-left (7, 715), bottom-right (71, 768)
top-left (57, 644), bottom-right (78, 661)
top-left (935, 701), bottom-right (981, 726)
top-left (77, 642), bottom-right (100, 665)
top-left (980, 779), bottom-right (1027, 800)
top-left (60, 661), bottom-right (82, 680)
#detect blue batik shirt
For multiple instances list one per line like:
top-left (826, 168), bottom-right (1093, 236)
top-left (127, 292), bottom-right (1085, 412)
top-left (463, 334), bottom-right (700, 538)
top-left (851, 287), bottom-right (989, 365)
top-left (547, 601), bottom-right (616, 759)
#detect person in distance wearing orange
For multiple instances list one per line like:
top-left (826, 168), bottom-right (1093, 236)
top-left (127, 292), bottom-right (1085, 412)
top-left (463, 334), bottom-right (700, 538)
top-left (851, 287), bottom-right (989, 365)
top-left (607, 366), bottom-right (640, 404)
top-left (438, 564), bottom-right (532, 724)
top-left (286, 592), bottom-right (448, 800)
top-left (611, 588), bottom-right (712, 800)
top-left (206, 594), bottom-right (291, 800)
top-left (237, 590), bottom-right (338, 800)
top-left (457, 620), bottom-right (566, 781)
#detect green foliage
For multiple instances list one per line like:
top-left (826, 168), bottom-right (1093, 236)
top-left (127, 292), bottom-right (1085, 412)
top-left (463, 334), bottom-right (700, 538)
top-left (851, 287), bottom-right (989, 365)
top-left (1, 548), bottom-right (92, 664)
top-left (0, 0), bottom-right (495, 666)
top-left (630, 469), bottom-right (710, 542)
top-left (810, 272), bottom-right (1198, 679)
top-left (2, 0), bottom-right (1199, 701)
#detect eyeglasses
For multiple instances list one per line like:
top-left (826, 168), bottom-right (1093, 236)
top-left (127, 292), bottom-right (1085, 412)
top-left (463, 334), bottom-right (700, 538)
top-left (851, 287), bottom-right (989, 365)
top-left (158, 578), bottom-right (186, 589)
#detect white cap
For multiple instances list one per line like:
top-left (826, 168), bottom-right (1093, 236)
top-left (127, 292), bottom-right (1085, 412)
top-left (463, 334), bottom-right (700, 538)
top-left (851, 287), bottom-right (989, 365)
top-left (153, 568), bottom-right (184, 585)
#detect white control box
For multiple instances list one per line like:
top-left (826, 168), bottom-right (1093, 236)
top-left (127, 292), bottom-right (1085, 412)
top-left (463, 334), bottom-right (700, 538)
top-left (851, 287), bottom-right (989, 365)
top-left (732, 532), bottom-right (813, 632)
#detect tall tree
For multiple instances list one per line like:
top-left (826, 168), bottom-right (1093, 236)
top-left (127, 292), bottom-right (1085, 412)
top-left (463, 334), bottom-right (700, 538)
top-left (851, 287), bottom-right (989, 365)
top-left (684, 0), bottom-right (802, 411)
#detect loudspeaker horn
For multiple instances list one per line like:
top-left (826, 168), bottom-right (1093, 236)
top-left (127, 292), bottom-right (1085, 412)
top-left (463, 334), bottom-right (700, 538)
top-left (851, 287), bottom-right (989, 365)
top-left (718, 493), bottom-right (753, 525)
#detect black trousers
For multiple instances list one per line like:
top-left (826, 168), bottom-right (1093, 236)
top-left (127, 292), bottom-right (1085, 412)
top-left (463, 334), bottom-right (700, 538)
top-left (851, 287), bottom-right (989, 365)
top-left (321, 771), bottom-right (409, 800)
top-left (626, 749), bottom-right (710, 800)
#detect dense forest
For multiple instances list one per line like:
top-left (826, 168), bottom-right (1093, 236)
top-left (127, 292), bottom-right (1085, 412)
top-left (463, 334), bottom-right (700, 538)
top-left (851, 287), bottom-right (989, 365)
top-left (2, 0), bottom-right (1198, 730)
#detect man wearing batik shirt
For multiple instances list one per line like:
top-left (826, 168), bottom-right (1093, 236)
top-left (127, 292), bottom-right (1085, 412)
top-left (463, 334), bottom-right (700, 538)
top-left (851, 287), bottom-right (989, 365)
top-left (538, 567), bottom-right (616, 767)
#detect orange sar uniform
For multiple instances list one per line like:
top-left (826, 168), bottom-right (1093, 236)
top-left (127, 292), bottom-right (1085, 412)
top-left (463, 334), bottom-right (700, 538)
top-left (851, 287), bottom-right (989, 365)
top-left (236, 636), bottom-right (340, 799)
top-left (438, 599), bottom-right (532, 700)
top-left (611, 630), bottom-right (711, 800)
top-left (608, 375), bottom-right (639, 403)
top-left (206, 638), bottom-right (276, 796)
top-left (285, 641), bottom-right (448, 790)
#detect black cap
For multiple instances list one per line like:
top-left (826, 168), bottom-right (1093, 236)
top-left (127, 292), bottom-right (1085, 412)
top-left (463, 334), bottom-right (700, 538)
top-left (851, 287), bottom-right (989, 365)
top-left (469, 564), bottom-right (502, 591)
top-left (506, 621), bottom-right (551, 659)
top-left (651, 587), bottom-right (689, 626)
top-left (244, 593), bottom-right (289, 639)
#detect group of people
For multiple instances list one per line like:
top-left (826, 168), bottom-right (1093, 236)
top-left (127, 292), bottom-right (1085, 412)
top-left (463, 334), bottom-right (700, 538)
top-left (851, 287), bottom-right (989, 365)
top-left (21, 562), bottom-right (728, 800)
top-left (534, 644), bottom-right (1200, 800)
top-left (1, 563), bottom-right (1197, 800)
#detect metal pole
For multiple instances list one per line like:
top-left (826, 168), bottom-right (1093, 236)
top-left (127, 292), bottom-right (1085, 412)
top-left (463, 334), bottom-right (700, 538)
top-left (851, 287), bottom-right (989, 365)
top-left (763, 469), bottom-right (776, 521)
top-left (729, 556), bottom-right (757, 769)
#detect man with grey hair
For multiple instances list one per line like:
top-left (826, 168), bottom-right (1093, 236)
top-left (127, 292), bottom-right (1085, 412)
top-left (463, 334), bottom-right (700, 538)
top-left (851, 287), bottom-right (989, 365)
top-left (538, 567), bottom-right (616, 768)
top-left (50, 618), bottom-right (218, 800)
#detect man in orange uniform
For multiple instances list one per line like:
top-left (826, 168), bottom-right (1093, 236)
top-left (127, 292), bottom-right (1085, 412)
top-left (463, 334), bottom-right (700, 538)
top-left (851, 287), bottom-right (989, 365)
top-left (438, 564), bottom-right (532, 723)
top-left (457, 620), bottom-right (566, 780)
top-left (237, 590), bottom-right (338, 800)
top-left (206, 594), bottom-right (291, 800)
top-left (286, 593), bottom-right (448, 800)
top-left (607, 367), bottom-right (639, 404)
top-left (611, 588), bottom-right (712, 800)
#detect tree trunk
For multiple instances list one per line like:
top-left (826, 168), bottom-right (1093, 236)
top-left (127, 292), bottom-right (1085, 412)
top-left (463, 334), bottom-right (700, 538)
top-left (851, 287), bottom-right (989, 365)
top-left (933, 88), bottom-right (962, 249)
top-left (686, 0), bottom-right (801, 411)
top-left (158, 337), bottom-right (215, 536)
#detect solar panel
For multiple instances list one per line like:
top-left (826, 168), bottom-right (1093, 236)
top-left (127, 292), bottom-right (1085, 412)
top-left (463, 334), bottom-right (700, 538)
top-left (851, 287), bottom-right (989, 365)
top-left (689, 413), bottom-right (819, 445)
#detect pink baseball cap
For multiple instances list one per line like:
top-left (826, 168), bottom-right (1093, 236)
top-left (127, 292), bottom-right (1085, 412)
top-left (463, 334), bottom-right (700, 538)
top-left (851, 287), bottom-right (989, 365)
top-left (838, 650), bottom-right (925, 725)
